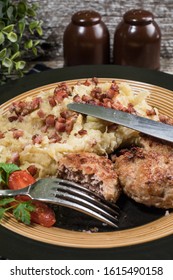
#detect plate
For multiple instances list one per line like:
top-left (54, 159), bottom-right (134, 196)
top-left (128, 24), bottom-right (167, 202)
top-left (0, 76), bottom-right (173, 249)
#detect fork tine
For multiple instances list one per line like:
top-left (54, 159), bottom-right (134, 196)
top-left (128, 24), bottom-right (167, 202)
top-left (53, 179), bottom-right (119, 227)
top-left (54, 196), bottom-right (118, 228)
top-left (54, 197), bottom-right (118, 227)
top-left (55, 183), bottom-right (119, 216)
top-left (56, 178), bottom-right (119, 211)
top-left (56, 190), bottom-right (118, 225)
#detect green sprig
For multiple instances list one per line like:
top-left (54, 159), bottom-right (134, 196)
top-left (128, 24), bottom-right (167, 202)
top-left (0, 162), bottom-right (20, 185)
top-left (0, 197), bottom-right (35, 225)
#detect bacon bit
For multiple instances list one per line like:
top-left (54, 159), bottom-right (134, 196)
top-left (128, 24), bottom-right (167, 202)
top-left (9, 97), bottom-right (42, 117)
top-left (78, 129), bottom-right (87, 136)
top-left (146, 108), bottom-right (156, 116)
top-left (159, 114), bottom-right (173, 125)
top-left (60, 111), bottom-right (72, 119)
top-left (55, 121), bottom-right (66, 132)
top-left (88, 99), bottom-right (102, 106)
top-left (57, 117), bottom-right (66, 123)
top-left (83, 79), bottom-right (91, 86)
top-left (0, 131), bottom-right (5, 139)
top-left (54, 111), bottom-right (78, 134)
top-left (54, 90), bottom-right (68, 103)
top-left (37, 109), bottom-right (46, 118)
top-left (8, 116), bottom-right (18, 122)
top-left (8, 152), bottom-right (20, 165)
top-left (91, 87), bottom-right (102, 99)
top-left (102, 98), bottom-right (112, 108)
top-left (127, 103), bottom-right (136, 114)
top-left (27, 165), bottom-right (38, 177)
top-left (48, 132), bottom-right (62, 143)
top-left (106, 88), bottom-right (117, 99)
top-left (65, 119), bottom-right (74, 134)
top-left (107, 124), bottom-right (118, 132)
top-left (32, 134), bottom-right (43, 144)
top-left (13, 129), bottom-right (24, 139)
top-left (111, 101), bottom-right (126, 111)
top-left (48, 96), bottom-right (56, 107)
top-left (82, 95), bottom-right (92, 102)
top-left (73, 94), bottom-right (81, 102)
top-left (45, 114), bottom-right (55, 127)
top-left (110, 82), bottom-right (119, 92)
top-left (92, 77), bottom-right (98, 85)
top-left (54, 83), bottom-right (70, 103)
top-left (41, 125), bottom-right (48, 133)
top-left (18, 116), bottom-right (24, 122)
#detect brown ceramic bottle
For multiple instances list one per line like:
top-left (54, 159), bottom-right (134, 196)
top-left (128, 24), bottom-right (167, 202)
top-left (63, 10), bottom-right (110, 66)
top-left (113, 9), bottom-right (161, 69)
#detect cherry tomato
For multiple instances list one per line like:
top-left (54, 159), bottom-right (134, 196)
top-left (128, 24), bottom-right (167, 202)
top-left (8, 170), bottom-right (36, 190)
top-left (15, 195), bottom-right (56, 227)
top-left (8, 170), bottom-right (56, 227)
top-left (30, 201), bottom-right (56, 227)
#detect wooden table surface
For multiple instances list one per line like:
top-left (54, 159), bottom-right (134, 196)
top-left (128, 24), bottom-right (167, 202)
top-left (29, 0), bottom-right (173, 75)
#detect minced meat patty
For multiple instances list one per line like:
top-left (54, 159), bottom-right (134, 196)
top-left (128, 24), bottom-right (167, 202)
top-left (57, 152), bottom-right (121, 202)
top-left (115, 135), bottom-right (173, 209)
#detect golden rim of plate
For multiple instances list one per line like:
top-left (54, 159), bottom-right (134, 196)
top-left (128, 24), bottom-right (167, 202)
top-left (1, 78), bottom-right (173, 249)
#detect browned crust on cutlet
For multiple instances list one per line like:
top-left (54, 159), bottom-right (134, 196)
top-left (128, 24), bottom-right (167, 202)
top-left (115, 137), bottom-right (173, 209)
top-left (57, 152), bottom-right (121, 202)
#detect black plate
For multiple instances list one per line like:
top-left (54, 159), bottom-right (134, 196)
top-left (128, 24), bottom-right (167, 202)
top-left (0, 65), bottom-right (173, 259)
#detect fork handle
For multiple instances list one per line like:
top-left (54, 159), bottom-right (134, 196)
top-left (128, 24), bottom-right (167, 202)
top-left (0, 186), bottom-right (29, 197)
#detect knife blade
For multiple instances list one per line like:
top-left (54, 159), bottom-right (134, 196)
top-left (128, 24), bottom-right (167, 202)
top-left (67, 103), bottom-right (173, 142)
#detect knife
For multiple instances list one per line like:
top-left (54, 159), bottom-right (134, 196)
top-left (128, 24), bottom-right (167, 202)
top-left (67, 103), bottom-right (173, 142)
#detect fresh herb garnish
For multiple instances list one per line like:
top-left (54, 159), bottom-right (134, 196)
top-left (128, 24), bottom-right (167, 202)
top-left (0, 197), bottom-right (35, 225)
top-left (0, 162), bottom-right (35, 225)
top-left (0, 163), bottom-right (20, 185)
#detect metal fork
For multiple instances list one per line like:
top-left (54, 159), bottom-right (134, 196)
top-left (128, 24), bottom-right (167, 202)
top-left (0, 178), bottom-right (119, 227)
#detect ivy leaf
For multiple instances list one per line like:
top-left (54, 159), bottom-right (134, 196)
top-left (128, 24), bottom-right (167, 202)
top-left (24, 39), bottom-right (33, 49)
top-left (34, 40), bottom-right (40, 47)
top-left (15, 60), bottom-right (26, 70)
top-left (0, 20), bottom-right (5, 31)
top-left (18, 19), bottom-right (25, 35)
top-left (7, 31), bottom-right (17, 42)
top-left (11, 42), bottom-right (19, 53)
top-left (29, 20), bottom-right (38, 34)
top-left (0, 48), bottom-right (6, 59)
top-left (2, 57), bottom-right (12, 68)
top-left (3, 24), bottom-right (14, 34)
top-left (17, 1), bottom-right (26, 17)
top-left (36, 26), bottom-right (43, 36)
top-left (27, 8), bottom-right (36, 17)
top-left (11, 51), bottom-right (20, 60)
top-left (7, 6), bottom-right (14, 20)
top-left (0, 31), bottom-right (5, 45)
top-left (32, 47), bottom-right (37, 56)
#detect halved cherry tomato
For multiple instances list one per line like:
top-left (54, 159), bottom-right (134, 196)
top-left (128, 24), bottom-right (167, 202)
top-left (8, 170), bottom-right (36, 190)
top-left (15, 195), bottom-right (56, 227)
top-left (8, 170), bottom-right (56, 227)
top-left (30, 201), bottom-right (56, 227)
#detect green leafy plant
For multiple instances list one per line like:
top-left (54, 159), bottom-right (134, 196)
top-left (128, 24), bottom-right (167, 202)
top-left (0, 0), bottom-right (43, 84)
